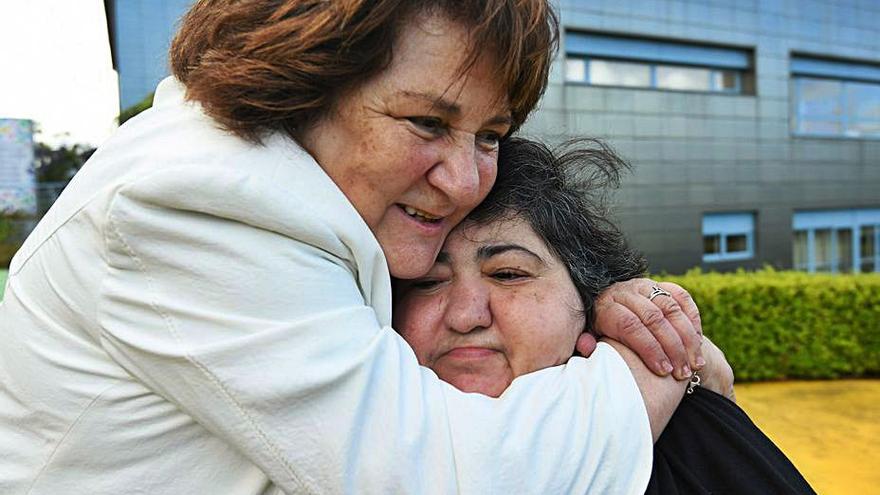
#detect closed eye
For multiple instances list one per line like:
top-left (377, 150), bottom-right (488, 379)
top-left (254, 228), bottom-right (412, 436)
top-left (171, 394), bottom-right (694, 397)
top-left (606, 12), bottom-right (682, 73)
top-left (409, 278), bottom-right (446, 291)
top-left (490, 270), bottom-right (529, 282)
top-left (406, 116), bottom-right (446, 137)
top-left (476, 130), bottom-right (503, 151)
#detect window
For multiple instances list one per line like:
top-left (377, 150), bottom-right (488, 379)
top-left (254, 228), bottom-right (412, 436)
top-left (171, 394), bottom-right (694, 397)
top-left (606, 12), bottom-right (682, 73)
top-left (702, 213), bottom-right (755, 262)
top-left (565, 32), bottom-right (752, 94)
top-left (792, 209), bottom-right (880, 273)
top-left (791, 55), bottom-right (880, 138)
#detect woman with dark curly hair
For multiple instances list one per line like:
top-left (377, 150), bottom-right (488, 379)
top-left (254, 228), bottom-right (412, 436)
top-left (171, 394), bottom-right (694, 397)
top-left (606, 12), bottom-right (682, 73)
top-left (394, 137), bottom-right (815, 495)
top-left (2, 1), bottom-right (707, 493)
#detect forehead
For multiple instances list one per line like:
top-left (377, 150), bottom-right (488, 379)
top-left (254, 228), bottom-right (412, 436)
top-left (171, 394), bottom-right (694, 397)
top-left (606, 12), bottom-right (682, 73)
top-left (385, 13), bottom-right (510, 113)
top-left (443, 217), bottom-right (552, 260)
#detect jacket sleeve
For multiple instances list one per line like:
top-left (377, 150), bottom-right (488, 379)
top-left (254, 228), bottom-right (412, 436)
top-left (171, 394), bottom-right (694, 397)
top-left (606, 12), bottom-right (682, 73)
top-left (97, 167), bottom-right (652, 494)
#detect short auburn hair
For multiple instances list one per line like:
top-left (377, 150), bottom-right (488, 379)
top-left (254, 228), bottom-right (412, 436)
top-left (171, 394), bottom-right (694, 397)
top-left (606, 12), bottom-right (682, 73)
top-left (170, 0), bottom-right (558, 143)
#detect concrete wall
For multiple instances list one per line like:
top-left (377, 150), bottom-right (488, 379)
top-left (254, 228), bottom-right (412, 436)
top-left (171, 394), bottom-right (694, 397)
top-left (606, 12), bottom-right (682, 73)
top-left (521, 0), bottom-right (880, 273)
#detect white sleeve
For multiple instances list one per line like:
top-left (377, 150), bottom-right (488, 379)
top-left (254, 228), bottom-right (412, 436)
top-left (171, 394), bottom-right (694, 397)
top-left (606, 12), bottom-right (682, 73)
top-left (445, 344), bottom-right (653, 494)
top-left (97, 170), bottom-right (653, 494)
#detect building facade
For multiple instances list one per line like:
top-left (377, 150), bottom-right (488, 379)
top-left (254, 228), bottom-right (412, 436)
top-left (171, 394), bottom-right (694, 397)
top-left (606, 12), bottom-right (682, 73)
top-left (522, 0), bottom-right (880, 273)
top-left (104, 0), bottom-right (194, 110)
top-left (102, 0), bottom-right (880, 274)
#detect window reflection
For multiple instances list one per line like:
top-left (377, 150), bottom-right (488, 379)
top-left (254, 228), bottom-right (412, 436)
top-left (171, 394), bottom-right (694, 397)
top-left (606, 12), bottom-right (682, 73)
top-left (588, 60), bottom-right (651, 87)
top-left (837, 229), bottom-right (853, 273)
top-left (726, 234), bottom-right (749, 253)
top-left (703, 235), bottom-right (721, 255)
top-left (814, 229), bottom-right (833, 272)
top-left (656, 65), bottom-right (711, 91)
top-left (793, 230), bottom-right (808, 270)
top-left (861, 226), bottom-right (876, 273)
top-left (794, 77), bottom-right (880, 138)
top-left (793, 211), bottom-right (879, 274)
top-left (568, 57), bottom-right (744, 94)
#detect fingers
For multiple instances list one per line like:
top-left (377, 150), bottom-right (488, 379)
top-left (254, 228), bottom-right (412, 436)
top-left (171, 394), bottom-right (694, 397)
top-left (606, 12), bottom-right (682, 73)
top-left (615, 290), bottom-right (693, 379)
top-left (698, 335), bottom-right (736, 402)
top-left (595, 298), bottom-right (674, 376)
top-left (574, 332), bottom-right (598, 357)
top-left (658, 282), bottom-right (702, 335)
top-left (654, 282), bottom-right (705, 372)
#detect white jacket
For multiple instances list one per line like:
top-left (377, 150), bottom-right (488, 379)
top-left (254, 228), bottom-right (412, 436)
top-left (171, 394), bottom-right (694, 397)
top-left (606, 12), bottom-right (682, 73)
top-left (0, 78), bottom-right (652, 494)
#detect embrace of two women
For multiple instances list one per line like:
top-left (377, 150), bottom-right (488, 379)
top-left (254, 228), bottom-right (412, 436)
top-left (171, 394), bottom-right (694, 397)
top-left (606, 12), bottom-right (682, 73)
top-left (0, 1), bottom-right (813, 493)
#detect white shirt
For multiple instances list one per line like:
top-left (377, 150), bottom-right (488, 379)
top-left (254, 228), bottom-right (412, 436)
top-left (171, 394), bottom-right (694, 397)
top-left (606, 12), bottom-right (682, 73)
top-left (0, 77), bottom-right (652, 494)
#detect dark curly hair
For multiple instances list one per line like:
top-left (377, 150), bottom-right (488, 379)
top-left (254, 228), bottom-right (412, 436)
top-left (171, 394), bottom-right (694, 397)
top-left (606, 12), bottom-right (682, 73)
top-left (464, 137), bottom-right (648, 331)
top-left (170, 0), bottom-right (558, 143)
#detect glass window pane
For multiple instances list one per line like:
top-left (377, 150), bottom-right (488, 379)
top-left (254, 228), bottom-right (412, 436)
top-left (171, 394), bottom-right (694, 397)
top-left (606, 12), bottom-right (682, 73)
top-left (726, 234), bottom-right (748, 253)
top-left (793, 230), bottom-right (808, 270)
top-left (846, 82), bottom-right (880, 119)
top-left (799, 120), bottom-right (842, 134)
top-left (588, 59), bottom-right (651, 87)
top-left (566, 58), bottom-right (587, 82)
top-left (814, 229), bottom-right (833, 272)
top-left (846, 120), bottom-right (880, 137)
top-left (861, 226), bottom-right (876, 273)
top-left (836, 229), bottom-right (853, 273)
top-left (656, 65), bottom-right (712, 91)
top-left (712, 70), bottom-right (740, 92)
top-left (797, 78), bottom-right (843, 117)
top-left (704, 235), bottom-right (721, 255)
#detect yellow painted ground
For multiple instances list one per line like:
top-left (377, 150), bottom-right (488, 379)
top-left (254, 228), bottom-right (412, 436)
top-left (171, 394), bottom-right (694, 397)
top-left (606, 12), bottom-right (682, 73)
top-left (735, 379), bottom-right (880, 495)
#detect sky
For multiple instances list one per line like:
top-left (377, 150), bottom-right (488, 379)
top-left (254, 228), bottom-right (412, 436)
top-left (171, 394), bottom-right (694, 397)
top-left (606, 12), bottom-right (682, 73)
top-left (0, 0), bottom-right (119, 147)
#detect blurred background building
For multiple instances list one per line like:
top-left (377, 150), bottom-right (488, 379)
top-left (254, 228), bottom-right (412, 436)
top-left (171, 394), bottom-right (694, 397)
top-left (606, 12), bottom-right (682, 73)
top-left (100, 0), bottom-right (880, 275)
top-left (104, 0), bottom-right (193, 110)
top-left (522, 0), bottom-right (880, 274)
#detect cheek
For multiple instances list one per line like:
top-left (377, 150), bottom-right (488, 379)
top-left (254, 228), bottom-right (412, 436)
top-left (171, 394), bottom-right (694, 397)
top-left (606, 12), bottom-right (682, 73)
top-left (476, 154), bottom-right (498, 200)
top-left (363, 131), bottom-right (438, 206)
top-left (502, 291), bottom-right (583, 374)
top-left (394, 296), bottom-right (446, 365)
top-left (386, 138), bottom-right (439, 189)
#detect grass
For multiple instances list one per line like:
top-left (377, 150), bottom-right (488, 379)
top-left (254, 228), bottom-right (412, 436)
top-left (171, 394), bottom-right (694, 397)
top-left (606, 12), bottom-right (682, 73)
top-left (0, 269), bottom-right (6, 300)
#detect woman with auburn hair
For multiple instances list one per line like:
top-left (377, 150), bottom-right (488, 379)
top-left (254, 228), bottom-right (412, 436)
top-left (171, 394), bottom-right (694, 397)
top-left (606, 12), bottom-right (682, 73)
top-left (2, 1), bottom-right (703, 493)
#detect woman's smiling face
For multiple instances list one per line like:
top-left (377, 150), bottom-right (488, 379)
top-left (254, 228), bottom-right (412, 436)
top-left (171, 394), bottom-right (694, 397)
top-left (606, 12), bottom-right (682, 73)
top-left (393, 216), bottom-right (586, 397)
top-left (298, 13), bottom-right (511, 279)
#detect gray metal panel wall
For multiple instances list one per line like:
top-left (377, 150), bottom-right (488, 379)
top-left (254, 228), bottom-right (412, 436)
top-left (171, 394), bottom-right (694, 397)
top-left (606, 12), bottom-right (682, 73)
top-left (521, 0), bottom-right (880, 273)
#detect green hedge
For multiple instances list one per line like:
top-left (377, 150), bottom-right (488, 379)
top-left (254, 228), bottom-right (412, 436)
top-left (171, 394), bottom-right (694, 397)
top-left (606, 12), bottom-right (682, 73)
top-left (658, 268), bottom-right (880, 381)
top-left (0, 269), bottom-right (6, 300)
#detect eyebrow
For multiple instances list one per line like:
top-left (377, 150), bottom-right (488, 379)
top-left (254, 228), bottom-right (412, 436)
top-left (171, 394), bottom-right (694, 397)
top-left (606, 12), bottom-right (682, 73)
top-left (476, 244), bottom-right (545, 264)
top-left (399, 90), bottom-right (513, 127)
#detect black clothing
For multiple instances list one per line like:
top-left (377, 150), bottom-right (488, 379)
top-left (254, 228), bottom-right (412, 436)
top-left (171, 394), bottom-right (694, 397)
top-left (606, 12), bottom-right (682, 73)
top-left (646, 387), bottom-right (816, 494)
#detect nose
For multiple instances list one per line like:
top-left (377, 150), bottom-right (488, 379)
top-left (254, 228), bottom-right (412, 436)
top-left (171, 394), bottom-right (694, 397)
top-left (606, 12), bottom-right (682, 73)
top-left (444, 278), bottom-right (492, 334)
top-left (427, 133), bottom-right (484, 207)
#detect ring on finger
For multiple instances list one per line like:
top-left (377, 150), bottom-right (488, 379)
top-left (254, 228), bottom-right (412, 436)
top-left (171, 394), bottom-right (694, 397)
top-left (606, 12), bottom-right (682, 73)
top-left (648, 285), bottom-right (672, 302)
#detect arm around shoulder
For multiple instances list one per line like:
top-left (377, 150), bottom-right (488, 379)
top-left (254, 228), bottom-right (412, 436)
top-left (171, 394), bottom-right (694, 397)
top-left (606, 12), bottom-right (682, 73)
top-left (602, 339), bottom-right (689, 442)
top-left (97, 166), bottom-right (654, 493)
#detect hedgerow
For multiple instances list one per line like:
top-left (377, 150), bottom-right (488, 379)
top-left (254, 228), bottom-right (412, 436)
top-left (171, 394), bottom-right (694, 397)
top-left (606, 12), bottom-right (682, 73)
top-left (658, 268), bottom-right (880, 381)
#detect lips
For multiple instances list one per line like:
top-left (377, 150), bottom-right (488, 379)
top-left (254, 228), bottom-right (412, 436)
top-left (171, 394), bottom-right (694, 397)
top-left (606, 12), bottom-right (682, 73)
top-left (444, 347), bottom-right (498, 359)
top-left (399, 204), bottom-right (444, 223)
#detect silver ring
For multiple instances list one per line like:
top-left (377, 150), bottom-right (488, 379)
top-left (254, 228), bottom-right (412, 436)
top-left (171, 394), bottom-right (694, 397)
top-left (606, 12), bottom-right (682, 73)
top-left (648, 286), bottom-right (672, 301)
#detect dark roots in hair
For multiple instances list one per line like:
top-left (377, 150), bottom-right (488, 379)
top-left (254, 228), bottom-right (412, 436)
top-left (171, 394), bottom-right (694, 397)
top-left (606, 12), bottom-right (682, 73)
top-left (170, 0), bottom-right (558, 143)
top-left (466, 137), bottom-right (648, 332)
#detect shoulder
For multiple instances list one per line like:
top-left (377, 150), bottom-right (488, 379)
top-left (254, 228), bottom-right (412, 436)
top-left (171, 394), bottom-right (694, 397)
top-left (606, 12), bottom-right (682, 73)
top-left (94, 84), bottom-right (378, 263)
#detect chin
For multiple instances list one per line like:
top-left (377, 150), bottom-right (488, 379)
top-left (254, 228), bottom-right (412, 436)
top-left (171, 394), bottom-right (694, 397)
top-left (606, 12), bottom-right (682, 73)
top-left (447, 374), bottom-right (510, 398)
top-left (385, 247), bottom-right (439, 279)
